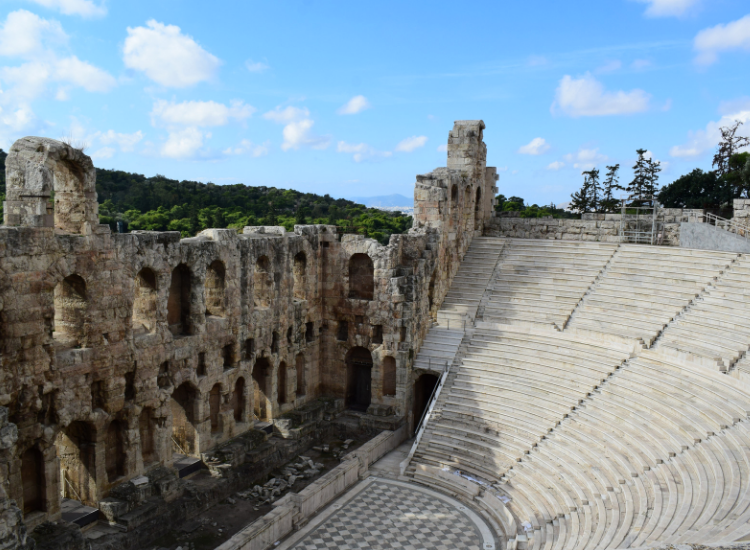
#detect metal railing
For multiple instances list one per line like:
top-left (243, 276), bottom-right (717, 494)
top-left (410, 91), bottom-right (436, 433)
top-left (700, 212), bottom-right (750, 240)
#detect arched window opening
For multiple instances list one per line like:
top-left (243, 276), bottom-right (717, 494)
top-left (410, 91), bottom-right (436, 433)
top-left (295, 353), bottom-right (306, 397)
top-left (133, 268), bottom-right (157, 335)
top-left (232, 378), bottom-right (245, 422)
top-left (139, 409), bottom-right (156, 467)
top-left (252, 358), bottom-right (271, 421)
top-left (167, 264), bottom-right (191, 336)
top-left (209, 384), bottom-right (221, 434)
top-left (254, 256), bottom-right (273, 308)
top-left (105, 420), bottom-right (125, 482)
top-left (345, 347), bottom-right (372, 412)
top-left (272, 331), bottom-right (279, 354)
top-left (205, 260), bottom-right (226, 318)
top-left (278, 362), bottom-right (287, 405)
top-left (293, 252), bottom-right (307, 300)
top-left (451, 184), bottom-right (458, 204)
top-left (413, 374), bottom-right (439, 435)
top-left (348, 254), bottom-right (374, 300)
top-left (171, 383), bottom-right (199, 456)
top-left (56, 422), bottom-right (96, 505)
top-left (54, 274), bottom-right (87, 347)
top-left (382, 356), bottom-right (397, 397)
top-left (21, 447), bottom-right (44, 516)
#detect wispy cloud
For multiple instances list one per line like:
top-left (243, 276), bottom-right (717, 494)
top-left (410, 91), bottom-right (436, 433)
top-left (337, 95), bottom-right (370, 115)
top-left (395, 135), bottom-right (427, 152)
top-left (552, 73), bottom-right (651, 117)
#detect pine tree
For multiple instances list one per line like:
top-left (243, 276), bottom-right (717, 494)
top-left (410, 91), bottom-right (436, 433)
top-left (644, 157), bottom-right (662, 203)
top-left (581, 168), bottom-right (601, 212)
top-left (627, 149), bottom-right (649, 204)
top-left (570, 172), bottom-right (594, 214)
top-left (601, 164), bottom-right (623, 212)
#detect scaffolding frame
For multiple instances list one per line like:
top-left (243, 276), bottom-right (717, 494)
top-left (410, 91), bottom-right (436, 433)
top-left (619, 198), bottom-right (661, 245)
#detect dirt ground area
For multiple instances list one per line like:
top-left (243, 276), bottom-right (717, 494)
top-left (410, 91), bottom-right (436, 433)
top-left (150, 434), bottom-right (367, 550)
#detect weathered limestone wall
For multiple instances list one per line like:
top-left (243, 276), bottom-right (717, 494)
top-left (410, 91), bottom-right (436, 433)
top-left (485, 209), bottom-right (702, 246)
top-left (0, 120), bottom-right (495, 534)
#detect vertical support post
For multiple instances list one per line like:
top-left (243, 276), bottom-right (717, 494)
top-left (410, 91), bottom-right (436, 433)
top-left (651, 199), bottom-right (658, 246)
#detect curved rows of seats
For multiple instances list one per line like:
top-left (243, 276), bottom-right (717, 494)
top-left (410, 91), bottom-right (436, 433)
top-left (409, 326), bottom-right (750, 548)
top-left (500, 350), bottom-right (750, 549)
top-left (482, 240), bottom-right (617, 330)
top-left (409, 325), bottom-right (632, 480)
top-left (566, 246), bottom-right (737, 346)
top-left (656, 254), bottom-right (750, 371)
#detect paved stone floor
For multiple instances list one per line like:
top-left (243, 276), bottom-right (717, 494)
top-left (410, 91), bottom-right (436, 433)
top-left (279, 477), bottom-right (495, 550)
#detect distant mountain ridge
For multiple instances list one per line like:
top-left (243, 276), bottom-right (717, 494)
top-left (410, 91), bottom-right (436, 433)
top-left (347, 194), bottom-right (413, 207)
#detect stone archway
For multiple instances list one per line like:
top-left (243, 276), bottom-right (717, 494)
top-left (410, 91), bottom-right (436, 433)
top-left (345, 347), bottom-right (372, 412)
top-left (413, 373), bottom-right (439, 434)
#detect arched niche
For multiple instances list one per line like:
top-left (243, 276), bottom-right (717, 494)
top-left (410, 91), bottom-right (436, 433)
top-left (56, 421), bottom-right (97, 505)
top-left (293, 252), bottom-right (307, 300)
top-left (167, 264), bottom-right (192, 336)
top-left (252, 357), bottom-right (271, 421)
top-left (232, 378), bottom-right (245, 423)
top-left (451, 184), bottom-right (458, 204)
top-left (254, 256), bottom-right (273, 308)
top-left (209, 384), bottom-right (222, 434)
top-left (382, 356), bottom-right (397, 397)
top-left (171, 383), bottom-right (199, 456)
top-left (139, 408), bottom-right (156, 467)
top-left (295, 353), bottom-right (306, 397)
top-left (54, 274), bottom-right (88, 348)
top-left (278, 362), bottom-right (288, 405)
top-left (21, 446), bottom-right (45, 516)
top-left (105, 420), bottom-right (126, 482)
top-left (3, 137), bottom-right (98, 234)
top-left (345, 347), bottom-right (372, 412)
top-left (348, 254), bottom-right (374, 300)
top-left (205, 260), bottom-right (226, 318)
top-left (133, 267), bottom-right (157, 335)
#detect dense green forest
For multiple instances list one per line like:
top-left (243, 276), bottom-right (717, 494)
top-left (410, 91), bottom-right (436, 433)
top-left (0, 151), bottom-right (412, 244)
top-left (494, 194), bottom-right (579, 218)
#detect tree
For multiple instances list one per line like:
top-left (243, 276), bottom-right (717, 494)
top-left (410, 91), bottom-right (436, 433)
top-left (600, 164), bottom-right (623, 212)
top-left (627, 149), bottom-right (649, 204)
top-left (713, 121), bottom-right (750, 179)
top-left (657, 169), bottom-right (732, 208)
top-left (644, 157), bottom-right (662, 202)
top-left (726, 151), bottom-right (750, 198)
top-left (581, 168), bottom-right (601, 212)
top-left (570, 172), bottom-right (595, 214)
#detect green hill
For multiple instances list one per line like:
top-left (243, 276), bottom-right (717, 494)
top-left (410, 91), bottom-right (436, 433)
top-left (0, 151), bottom-right (412, 244)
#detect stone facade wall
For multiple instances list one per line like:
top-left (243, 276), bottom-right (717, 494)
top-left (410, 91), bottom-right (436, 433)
top-left (485, 209), bottom-right (703, 246)
top-left (0, 120), bottom-right (495, 532)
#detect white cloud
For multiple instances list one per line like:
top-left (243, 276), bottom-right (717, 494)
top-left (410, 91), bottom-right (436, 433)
top-left (631, 59), bottom-right (652, 70)
top-left (281, 119), bottom-right (330, 151)
top-left (262, 105), bottom-right (309, 124)
top-left (395, 135), bottom-right (428, 153)
top-left (55, 55), bottom-right (116, 92)
top-left (90, 146), bottom-right (114, 159)
top-left (547, 161), bottom-right (565, 171)
top-left (25, 0), bottom-right (106, 18)
top-left (336, 141), bottom-right (392, 162)
top-left (552, 73), bottom-right (651, 117)
top-left (152, 99), bottom-right (254, 127)
top-left (161, 127), bottom-right (206, 159)
top-left (563, 148), bottom-right (608, 170)
top-left (337, 95), bottom-right (370, 115)
top-left (694, 15), bottom-right (750, 66)
top-left (670, 110), bottom-right (750, 158)
top-left (223, 139), bottom-right (270, 157)
top-left (98, 129), bottom-right (143, 152)
top-left (123, 20), bottom-right (221, 87)
top-left (0, 10), bottom-right (67, 57)
top-left (633, 0), bottom-right (700, 17)
top-left (518, 137), bottom-right (550, 155)
top-left (263, 105), bottom-right (329, 151)
top-left (437, 144), bottom-right (448, 152)
top-left (596, 60), bottom-right (622, 73)
top-left (245, 59), bottom-right (268, 72)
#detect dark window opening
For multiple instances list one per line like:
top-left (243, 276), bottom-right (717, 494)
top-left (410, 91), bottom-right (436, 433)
top-left (245, 338), bottom-right (255, 359)
top-left (305, 322), bottom-right (314, 343)
top-left (337, 321), bottom-right (348, 341)
top-left (197, 353), bottom-right (206, 377)
top-left (372, 325), bottom-right (383, 345)
top-left (223, 344), bottom-right (234, 369)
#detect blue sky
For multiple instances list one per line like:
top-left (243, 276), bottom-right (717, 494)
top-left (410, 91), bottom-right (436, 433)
top-left (0, 0), bottom-right (749, 206)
